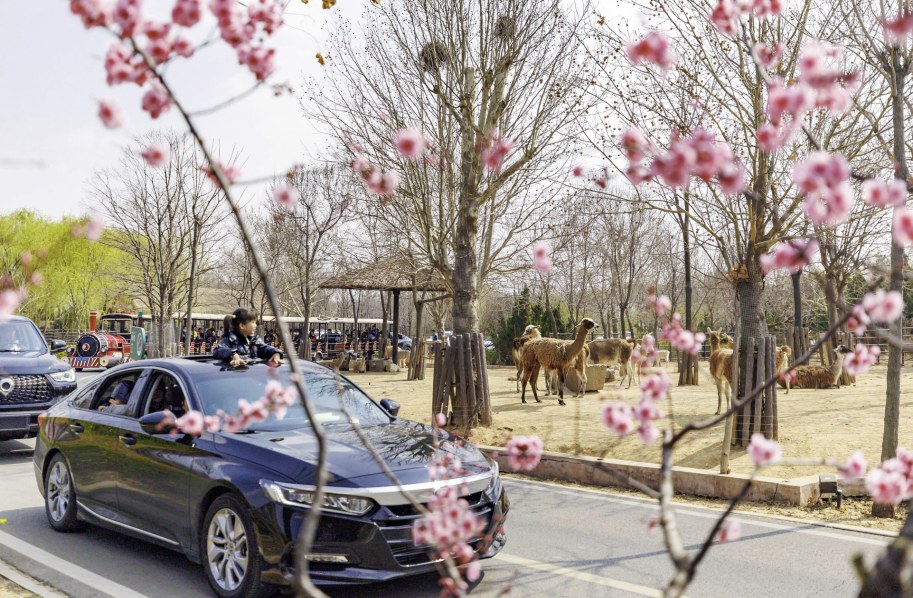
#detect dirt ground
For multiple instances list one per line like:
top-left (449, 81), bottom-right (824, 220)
top-left (347, 359), bottom-right (912, 487)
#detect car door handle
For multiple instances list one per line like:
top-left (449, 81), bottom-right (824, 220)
top-left (70, 423), bottom-right (84, 433)
top-left (119, 434), bottom-right (137, 446)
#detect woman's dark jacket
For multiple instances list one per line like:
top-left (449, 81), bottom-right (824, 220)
top-left (213, 331), bottom-right (281, 362)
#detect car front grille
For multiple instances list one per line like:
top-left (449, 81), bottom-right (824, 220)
top-left (0, 375), bottom-right (54, 405)
top-left (377, 491), bottom-right (493, 567)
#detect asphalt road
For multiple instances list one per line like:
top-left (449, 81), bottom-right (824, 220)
top-left (0, 370), bottom-right (893, 597)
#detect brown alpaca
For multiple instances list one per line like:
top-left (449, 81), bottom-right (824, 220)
top-left (775, 345), bottom-right (792, 393)
top-left (521, 318), bottom-right (598, 406)
top-left (708, 331), bottom-right (734, 415)
top-left (317, 352), bottom-right (346, 372)
top-left (338, 351), bottom-right (357, 371)
top-left (588, 338), bottom-right (633, 387)
top-left (512, 325), bottom-right (541, 392)
top-left (789, 345), bottom-right (852, 389)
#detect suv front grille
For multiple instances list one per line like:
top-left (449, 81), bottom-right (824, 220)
top-left (0, 375), bottom-right (54, 405)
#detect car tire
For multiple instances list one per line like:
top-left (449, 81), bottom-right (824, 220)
top-left (44, 453), bottom-right (82, 532)
top-left (202, 494), bottom-right (275, 598)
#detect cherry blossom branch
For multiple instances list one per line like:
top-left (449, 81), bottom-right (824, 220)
top-left (186, 81), bottom-right (266, 116)
top-left (125, 36), bottom-right (331, 598)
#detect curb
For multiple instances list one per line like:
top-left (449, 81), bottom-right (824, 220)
top-left (479, 445), bottom-right (844, 506)
top-left (0, 559), bottom-right (66, 598)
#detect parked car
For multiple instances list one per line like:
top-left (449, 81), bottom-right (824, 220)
top-left (387, 332), bottom-right (412, 351)
top-left (34, 357), bottom-right (508, 596)
top-left (0, 316), bottom-right (75, 441)
top-left (483, 339), bottom-right (495, 351)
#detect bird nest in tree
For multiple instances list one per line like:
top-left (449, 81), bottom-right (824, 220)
top-left (419, 41), bottom-right (451, 72)
top-left (494, 16), bottom-right (516, 39)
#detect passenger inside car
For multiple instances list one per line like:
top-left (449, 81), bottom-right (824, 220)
top-left (97, 378), bottom-right (136, 415)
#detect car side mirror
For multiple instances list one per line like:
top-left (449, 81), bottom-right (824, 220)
top-left (50, 339), bottom-right (67, 352)
top-left (379, 398), bottom-right (400, 418)
top-left (139, 411), bottom-right (176, 435)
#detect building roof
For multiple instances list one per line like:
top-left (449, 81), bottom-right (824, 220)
top-left (320, 261), bottom-right (449, 293)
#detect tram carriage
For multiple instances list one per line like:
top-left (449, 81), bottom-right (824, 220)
top-left (68, 311), bottom-right (150, 371)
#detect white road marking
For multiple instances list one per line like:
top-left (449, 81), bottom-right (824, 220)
top-left (0, 559), bottom-right (68, 598)
top-left (494, 552), bottom-right (667, 597)
top-left (504, 477), bottom-right (893, 547)
top-left (0, 530), bottom-right (151, 598)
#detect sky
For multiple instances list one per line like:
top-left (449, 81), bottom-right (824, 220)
top-left (0, 1), bottom-right (351, 219)
top-left (1, 1), bottom-right (626, 220)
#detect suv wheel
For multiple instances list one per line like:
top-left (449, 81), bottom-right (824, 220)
top-left (202, 494), bottom-right (274, 598)
top-left (45, 454), bottom-right (82, 532)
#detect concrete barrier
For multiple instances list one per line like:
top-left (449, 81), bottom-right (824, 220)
top-left (479, 445), bottom-right (823, 506)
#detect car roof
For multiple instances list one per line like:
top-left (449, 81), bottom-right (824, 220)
top-left (1, 315), bottom-right (34, 323)
top-left (133, 356), bottom-right (329, 377)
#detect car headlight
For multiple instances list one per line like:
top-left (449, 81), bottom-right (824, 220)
top-left (260, 481), bottom-right (375, 515)
top-left (487, 457), bottom-right (499, 488)
top-left (50, 369), bottom-right (76, 383)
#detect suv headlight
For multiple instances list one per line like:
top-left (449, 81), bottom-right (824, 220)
top-left (260, 481), bottom-right (375, 515)
top-left (50, 369), bottom-right (76, 383)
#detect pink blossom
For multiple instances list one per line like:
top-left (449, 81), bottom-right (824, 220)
top-left (751, 0), bottom-right (783, 18)
top-left (803, 183), bottom-right (852, 226)
top-left (238, 46), bottom-right (276, 81)
top-left (505, 435), bottom-right (543, 472)
top-left (838, 450), bottom-right (868, 481)
top-left (571, 165), bottom-right (585, 177)
top-left (104, 42), bottom-right (148, 86)
top-left (650, 294), bottom-right (672, 317)
top-left (759, 238), bottom-right (819, 275)
top-left (793, 152), bottom-right (853, 225)
top-left (366, 171), bottom-right (400, 196)
top-left (602, 401), bottom-right (635, 436)
top-left (846, 305), bottom-right (871, 336)
top-left (172, 37), bottom-right (194, 58)
top-left (638, 422), bottom-right (660, 444)
top-left (0, 288), bottom-right (27, 319)
top-left (717, 519), bottom-right (742, 543)
top-left (717, 161), bottom-right (746, 195)
top-left (861, 289), bottom-right (904, 323)
top-left (865, 466), bottom-right (909, 505)
top-left (660, 313), bottom-right (705, 356)
top-left (640, 371), bottom-right (670, 403)
top-left (625, 164), bottom-right (653, 185)
top-left (142, 20), bottom-right (171, 40)
top-left (752, 43), bottom-right (784, 69)
top-left (113, 0), bottom-right (142, 36)
top-left (146, 39), bottom-right (173, 65)
top-left (203, 415), bottom-right (221, 432)
top-left (882, 15), bottom-right (913, 46)
top-left (247, 0), bottom-right (283, 34)
top-left (393, 127), bottom-right (427, 160)
top-left (140, 143), bottom-right (170, 167)
top-left (843, 345), bottom-right (880, 377)
top-left (172, 0), bottom-right (202, 27)
top-left (98, 98), bottom-right (124, 129)
top-left (864, 179), bottom-right (907, 209)
top-left (85, 212), bottom-right (105, 241)
top-left (626, 31), bottom-right (676, 74)
top-left (532, 242), bottom-right (552, 274)
top-left (466, 560), bottom-right (481, 582)
top-left (747, 433), bottom-right (782, 466)
top-left (202, 161), bottom-right (242, 185)
top-left (709, 0), bottom-right (739, 36)
top-left (70, 0), bottom-right (113, 28)
top-left (273, 183), bottom-right (298, 211)
top-left (175, 410), bottom-right (205, 435)
top-left (620, 127), bottom-right (652, 163)
top-left (756, 123), bottom-right (784, 153)
top-left (651, 140), bottom-right (696, 188)
top-left (766, 80), bottom-right (812, 127)
top-left (434, 412), bottom-right (447, 427)
top-left (893, 206), bottom-right (913, 247)
top-left (141, 83), bottom-right (173, 119)
top-left (480, 130), bottom-right (513, 172)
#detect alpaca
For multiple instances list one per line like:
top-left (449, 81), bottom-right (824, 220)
top-left (352, 354), bottom-right (367, 373)
top-left (543, 344), bottom-right (590, 397)
top-left (656, 350), bottom-right (670, 367)
top-left (587, 338), bottom-right (634, 388)
top-left (338, 351), bottom-right (357, 371)
top-left (775, 345), bottom-right (792, 393)
top-left (708, 331), bottom-right (734, 415)
top-left (397, 350), bottom-right (411, 369)
top-left (317, 352), bottom-right (346, 372)
top-left (521, 318), bottom-right (598, 406)
top-left (788, 345), bottom-right (852, 389)
top-left (512, 325), bottom-right (541, 392)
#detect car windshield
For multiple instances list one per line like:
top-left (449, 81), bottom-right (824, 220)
top-left (0, 320), bottom-right (47, 352)
top-left (191, 365), bottom-right (391, 431)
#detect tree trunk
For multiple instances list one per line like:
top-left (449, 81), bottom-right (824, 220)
top-left (544, 286), bottom-right (558, 336)
top-left (824, 276), bottom-right (838, 330)
top-left (874, 57), bottom-right (908, 519)
top-left (791, 271), bottom-right (802, 330)
top-left (183, 220), bottom-right (201, 356)
top-left (679, 202), bottom-right (698, 385)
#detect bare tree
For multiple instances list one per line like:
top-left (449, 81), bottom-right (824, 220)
top-left (90, 132), bottom-right (221, 356)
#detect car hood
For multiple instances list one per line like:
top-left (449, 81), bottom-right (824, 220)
top-left (217, 420), bottom-right (492, 487)
top-left (0, 352), bottom-right (70, 376)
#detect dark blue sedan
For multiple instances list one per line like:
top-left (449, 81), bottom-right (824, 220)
top-left (33, 357), bottom-right (508, 597)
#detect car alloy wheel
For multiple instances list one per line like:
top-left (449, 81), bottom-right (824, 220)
top-left (44, 454), bottom-right (81, 532)
top-left (207, 507), bottom-right (249, 592)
